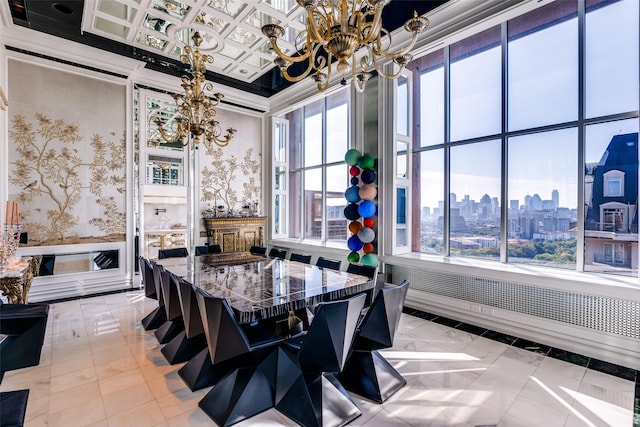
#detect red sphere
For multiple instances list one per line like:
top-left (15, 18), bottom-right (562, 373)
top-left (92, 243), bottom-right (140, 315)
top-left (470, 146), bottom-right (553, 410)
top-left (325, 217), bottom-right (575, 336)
top-left (363, 243), bottom-right (375, 253)
top-left (349, 166), bottom-right (360, 177)
top-left (363, 218), bottom-right (374, 228)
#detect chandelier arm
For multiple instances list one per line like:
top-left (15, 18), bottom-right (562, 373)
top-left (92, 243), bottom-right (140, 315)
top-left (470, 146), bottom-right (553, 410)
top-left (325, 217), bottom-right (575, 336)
top-left (269, 39), bottom-right (311, 63)
top-left (360, 9), bottom-right (384, 44)
top-left (352, 77), bottom-right (366, 93)
top-left (315, 58), bottom-right (331, 92)
top-left (279, 43), bottom-right (325, 83)
top-left (374, 30), bottom-right (420, 59)
top-left (370, 52), bottom-right (408, 80)
top-left (150, 115), bottom-right (180, 145)
top-left (280, 58), bottom-right (315, 83)
top-left (306, 10), bottom-right (329, 45)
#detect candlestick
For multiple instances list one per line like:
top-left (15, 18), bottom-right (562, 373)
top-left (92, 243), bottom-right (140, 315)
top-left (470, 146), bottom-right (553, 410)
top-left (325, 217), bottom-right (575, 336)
top-left (4, 200), bottom-right (8, 224)
top-left (10, 201), bottom-right (15, 225)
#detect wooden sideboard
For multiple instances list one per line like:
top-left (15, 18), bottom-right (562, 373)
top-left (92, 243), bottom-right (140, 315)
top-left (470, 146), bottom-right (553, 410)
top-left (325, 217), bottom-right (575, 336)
top-left (203, 217), bottom-right (265, 253)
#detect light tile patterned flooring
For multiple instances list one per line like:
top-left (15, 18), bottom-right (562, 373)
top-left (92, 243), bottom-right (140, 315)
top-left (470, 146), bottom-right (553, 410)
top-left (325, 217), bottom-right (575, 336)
top-left (0, 291), bottom-right (636, 426)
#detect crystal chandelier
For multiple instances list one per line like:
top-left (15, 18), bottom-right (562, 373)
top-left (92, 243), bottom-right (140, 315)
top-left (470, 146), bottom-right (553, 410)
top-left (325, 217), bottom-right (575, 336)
top-left (261, 0), bottom-right (429, 93)
top-left (153, 31), bottom-right (235, 148)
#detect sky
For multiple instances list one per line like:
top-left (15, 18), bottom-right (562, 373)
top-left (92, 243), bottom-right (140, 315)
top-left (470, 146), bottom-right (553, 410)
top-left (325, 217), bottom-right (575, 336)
top-left (416, 0), bottom-right (639, 211)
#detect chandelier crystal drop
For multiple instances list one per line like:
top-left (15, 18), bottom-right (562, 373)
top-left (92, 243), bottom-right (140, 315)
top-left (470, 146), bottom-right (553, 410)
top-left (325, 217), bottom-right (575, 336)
top-left (262, 0), bottom-right (429, 93)
top-left (153, 31), bottom-right (235, 148)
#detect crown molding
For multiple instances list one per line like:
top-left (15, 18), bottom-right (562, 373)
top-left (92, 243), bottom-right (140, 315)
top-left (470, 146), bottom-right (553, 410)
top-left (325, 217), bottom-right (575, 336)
top-left (1, 25), bottom-right (144, 77)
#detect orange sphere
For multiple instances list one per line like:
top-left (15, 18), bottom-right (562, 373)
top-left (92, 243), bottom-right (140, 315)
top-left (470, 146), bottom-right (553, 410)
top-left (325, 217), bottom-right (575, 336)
top-left (363, 243), bottom-right (375, 253)
top-left (348, 221), bottom-right (363, 234)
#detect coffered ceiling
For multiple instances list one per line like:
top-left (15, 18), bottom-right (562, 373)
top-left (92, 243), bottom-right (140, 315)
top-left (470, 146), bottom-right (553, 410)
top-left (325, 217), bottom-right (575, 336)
top-left (6, 0), bottom-right (447, 97)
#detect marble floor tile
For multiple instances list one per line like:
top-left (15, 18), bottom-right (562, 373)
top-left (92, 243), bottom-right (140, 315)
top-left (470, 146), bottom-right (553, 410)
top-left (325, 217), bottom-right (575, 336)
top-left (3, 291), bottom-right (636, 427)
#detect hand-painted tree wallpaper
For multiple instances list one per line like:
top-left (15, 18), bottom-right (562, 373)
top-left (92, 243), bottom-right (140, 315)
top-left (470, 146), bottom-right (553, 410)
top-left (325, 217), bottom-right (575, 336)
top-left (7, 60), bottom-right (126, 246)
top-left (200, 146), bottom-right (260, 215)
top-left (197, 108), bottom-right (262, 216)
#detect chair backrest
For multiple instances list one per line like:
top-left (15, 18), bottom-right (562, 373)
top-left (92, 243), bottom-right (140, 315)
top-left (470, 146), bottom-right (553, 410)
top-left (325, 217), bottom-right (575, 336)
top-left (346, 263), bottom-right (378, 280)
top-left (152, 263), bottom-right (165, 306)
top-left (298, 293), bottom-right (366, 374)
top-left (160, 269), bottom-right (182, 321)
top-left (249, 245), bottom-right (267, 256)
top-left (140, 257), bottom-right (157, 299)
top-left (269, 248), bottom-right (287, 259)
top-left (289, 253), bottom-right (312, 264)
top-left (176, 278), bottom-right (204, 339)
top-left (354, 280), bottom-right (409, 351)
top-left (316, 256), bottom-right (341, 271)
top-left (194, 287), bottom-right (252, 364)
top-left (158, 247), bottom-right (189, 259)
top-left (38, 255), bottom-right (55, 276)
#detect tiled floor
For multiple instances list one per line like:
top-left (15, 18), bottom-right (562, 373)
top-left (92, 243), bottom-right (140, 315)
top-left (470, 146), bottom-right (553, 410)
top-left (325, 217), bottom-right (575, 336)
top-left (1, 290), bottom-right (637, 427)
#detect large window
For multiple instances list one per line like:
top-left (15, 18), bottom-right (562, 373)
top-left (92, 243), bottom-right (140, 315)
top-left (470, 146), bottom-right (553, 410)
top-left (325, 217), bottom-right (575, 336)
top-left (280, 90), bottom-right (350, 243)
top-left (402, 0), bottom-right (638, 277)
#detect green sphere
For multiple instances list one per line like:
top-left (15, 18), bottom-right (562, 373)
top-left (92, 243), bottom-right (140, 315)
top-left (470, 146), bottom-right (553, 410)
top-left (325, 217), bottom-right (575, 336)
top-left (358, 153), bottom-right (375, 169)
top-left (347, 251), bottom-right (360, 263)
top-left (361, 253), bottom-right (378, 267)
top-left (344, 149), bottom-right (362, 166)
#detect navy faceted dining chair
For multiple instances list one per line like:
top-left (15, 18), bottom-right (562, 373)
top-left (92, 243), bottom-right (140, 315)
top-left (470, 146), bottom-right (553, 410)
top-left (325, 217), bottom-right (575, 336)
top-left (0, 303), bottom-right (49, 382)
top-left (315, 256), bottom-right (341, 270)
top-left (195, 244), bottom-right (222, 256)
top-left (175, 278), bottom-right (220, 391)
top-left (249, 245), bottom-right (267, 256)
top-left (158, 247), bottom-right (188, 259)
top-left (194, 287), bottom-right (284, 427)
top-left (268, 248), bottom-right (287, 259)
top-left (159, 270), bottom-right (209, 365)
top-left (346, 263), bottom-right (377, 280)
top-left (275, 293), bottom-right (366, 427)
top-left (289, 253), bottom-right (312, 264)
top-left (153, 265), bottom-right (183, 344)
top-left (140, 257), bottom-right (167, 331)
top-left (337, 280), bottom-right (410, 403)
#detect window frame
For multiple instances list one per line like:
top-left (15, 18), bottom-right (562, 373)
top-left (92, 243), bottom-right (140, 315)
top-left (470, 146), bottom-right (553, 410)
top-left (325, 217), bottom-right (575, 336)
top-left (392, 0), bottom-right (638, 277)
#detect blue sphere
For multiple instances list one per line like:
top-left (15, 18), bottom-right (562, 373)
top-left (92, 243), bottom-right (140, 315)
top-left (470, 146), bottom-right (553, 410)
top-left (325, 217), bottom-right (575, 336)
top-left (350, 177), bottom-right (359, 185)
top-left (347, 235), bottom-right (364, 251)
top-left (344, 185), bottom-right (361, 203)
top-left (344, 203), bottom-right (360, 220)
top-left (358, 200), bottom-right (376, 218)
top-left (361, 168), bottom-right (376, 184)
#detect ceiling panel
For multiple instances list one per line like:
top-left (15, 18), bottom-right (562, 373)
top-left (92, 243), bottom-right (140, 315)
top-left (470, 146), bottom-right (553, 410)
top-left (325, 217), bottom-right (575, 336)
top-left (8, 0), bottom-right (448, 97)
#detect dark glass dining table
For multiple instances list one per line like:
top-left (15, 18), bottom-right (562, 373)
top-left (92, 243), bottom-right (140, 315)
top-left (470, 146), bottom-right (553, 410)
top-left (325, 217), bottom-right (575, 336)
top-left (156, 253), bottom-right (375, 324)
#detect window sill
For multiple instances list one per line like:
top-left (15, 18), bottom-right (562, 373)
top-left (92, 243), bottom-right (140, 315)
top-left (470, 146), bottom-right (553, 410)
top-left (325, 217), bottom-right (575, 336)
top-left (386, 252), bottom-right (639, 300)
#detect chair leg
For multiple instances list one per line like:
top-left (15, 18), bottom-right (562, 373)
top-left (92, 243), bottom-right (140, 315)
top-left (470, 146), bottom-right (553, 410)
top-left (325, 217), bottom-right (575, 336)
top-left (161, 331), bottom-right (207, 365)
top-left (153, 319), bottom-right (183, 344)
top-left (337, 349), bottom-right (406, 404)
top-left (198, 350), bottom-right (278, 427)
top-left (141, 306), bottom-right (166, 330)
top-left (275, 348), bottom-right (360, 427)
top-left (0, 389), bottom-right (29, 427)
top-left (177, 348), bottom-right (226, 391)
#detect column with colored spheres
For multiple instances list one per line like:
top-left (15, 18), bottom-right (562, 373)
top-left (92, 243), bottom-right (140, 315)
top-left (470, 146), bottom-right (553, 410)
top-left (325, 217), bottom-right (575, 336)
top-left (344, 149), bottom-right (378, 267)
